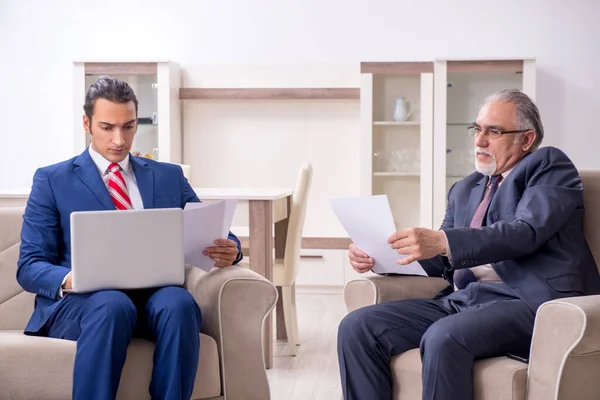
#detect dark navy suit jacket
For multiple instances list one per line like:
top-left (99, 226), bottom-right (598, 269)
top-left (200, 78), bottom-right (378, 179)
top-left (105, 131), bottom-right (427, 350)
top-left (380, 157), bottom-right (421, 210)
top-left (419, 146), bottom-right (600, 312)
top-left (17, 148), bottom-right (242, 334)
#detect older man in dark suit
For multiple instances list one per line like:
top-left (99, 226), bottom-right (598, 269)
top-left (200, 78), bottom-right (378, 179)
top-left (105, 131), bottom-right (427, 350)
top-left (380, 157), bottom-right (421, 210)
top-left (338, 89), bottom-right (600, 400)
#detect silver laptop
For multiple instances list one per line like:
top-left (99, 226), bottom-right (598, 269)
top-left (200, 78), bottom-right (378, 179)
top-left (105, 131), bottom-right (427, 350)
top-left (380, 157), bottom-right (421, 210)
top-left (69, 208), bottom-right (185, 293)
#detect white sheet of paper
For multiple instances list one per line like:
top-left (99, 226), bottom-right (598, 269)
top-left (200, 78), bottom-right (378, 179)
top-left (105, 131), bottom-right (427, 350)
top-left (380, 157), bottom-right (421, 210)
top-left (330, 195), bottom-right (427, 276)
top-left (184, 202), bottom-right (213, 210)
top-left (183, 199), bottom-right (238, 271)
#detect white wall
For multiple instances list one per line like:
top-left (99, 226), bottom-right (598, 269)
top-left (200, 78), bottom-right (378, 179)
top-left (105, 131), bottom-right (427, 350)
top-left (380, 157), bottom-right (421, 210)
top-left (1, 0), bottom-right (599, 192)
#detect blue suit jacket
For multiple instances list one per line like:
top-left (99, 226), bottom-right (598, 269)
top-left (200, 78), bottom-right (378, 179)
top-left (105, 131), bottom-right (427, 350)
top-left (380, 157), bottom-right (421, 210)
top-left (419, 146), bottom-right (600, 312)
top-left (17, 148), bottom-right (242, 334)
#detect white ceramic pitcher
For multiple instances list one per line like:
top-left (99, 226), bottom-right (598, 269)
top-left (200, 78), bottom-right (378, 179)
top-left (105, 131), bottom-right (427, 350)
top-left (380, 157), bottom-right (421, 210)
top-left (393, 97), bottom-right (414, 122)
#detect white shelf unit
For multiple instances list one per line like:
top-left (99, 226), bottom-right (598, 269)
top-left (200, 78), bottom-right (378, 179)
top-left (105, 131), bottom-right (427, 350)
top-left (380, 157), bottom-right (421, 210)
top-left (360, 62), bottom-right (434, 229)
top-left (373, 121), bottom-right (420, 126)
top-left (72, 61), bottom-right (183, 163)
top-left (432, 58), bottom-right (537, 228)
top-left (373, 172), bottom-right (420, 177)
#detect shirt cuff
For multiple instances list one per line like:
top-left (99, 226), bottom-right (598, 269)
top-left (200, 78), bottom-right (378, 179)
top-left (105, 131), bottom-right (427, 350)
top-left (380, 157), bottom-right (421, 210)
top-left (233, 250), bottom-right (243, 265)
top-left (441, 231), bottom-right (453, 264)
top-left (58, 272), bottom-right (72, 299)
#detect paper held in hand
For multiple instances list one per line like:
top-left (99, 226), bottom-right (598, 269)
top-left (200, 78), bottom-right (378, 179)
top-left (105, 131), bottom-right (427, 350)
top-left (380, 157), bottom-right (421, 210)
top-left (330, 195), bottom-right (427, 276)
top-left (183, 199), bottom-right (237, 272)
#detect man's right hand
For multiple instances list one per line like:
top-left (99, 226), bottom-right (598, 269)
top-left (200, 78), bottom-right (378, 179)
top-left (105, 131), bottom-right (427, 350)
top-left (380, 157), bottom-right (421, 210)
top-left (62, 273), bottom-right (73, 290)
top-left (349, 243), bottom-right (374, 273)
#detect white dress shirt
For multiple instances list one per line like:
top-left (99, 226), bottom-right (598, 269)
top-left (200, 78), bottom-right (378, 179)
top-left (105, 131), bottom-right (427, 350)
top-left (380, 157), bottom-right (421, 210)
top-left (88, 146), bottom-right (144, 210)
top-left (444, 168), bottom-right (513, 289)
top-left (60, 147), bottom-right (144, 297)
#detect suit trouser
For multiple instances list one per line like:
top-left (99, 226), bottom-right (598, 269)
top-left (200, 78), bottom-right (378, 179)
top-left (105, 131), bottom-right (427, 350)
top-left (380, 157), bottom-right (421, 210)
top-left (337, 282), bottom-right (535, 400)
top-left (43, 286), bottom-right (202, 400)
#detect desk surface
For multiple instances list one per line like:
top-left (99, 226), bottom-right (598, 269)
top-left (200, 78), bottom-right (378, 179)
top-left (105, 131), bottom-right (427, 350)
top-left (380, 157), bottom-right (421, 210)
top-left (0, 187), bottom-right (294, 201)
top-left (193, 188), bottom-right (294, 201)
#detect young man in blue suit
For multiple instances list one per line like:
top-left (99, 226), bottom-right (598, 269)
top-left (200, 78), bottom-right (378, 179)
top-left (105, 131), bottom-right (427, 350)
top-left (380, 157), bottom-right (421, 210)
top-left (17, 76), bottom-right (243, 400)
top-left (339, 89), bottom-right (600, 400)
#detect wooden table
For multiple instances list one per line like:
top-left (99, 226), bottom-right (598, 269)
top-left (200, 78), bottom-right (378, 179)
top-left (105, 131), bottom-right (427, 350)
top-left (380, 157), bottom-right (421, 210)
top-left (194, 188), bottom-right (294, 369)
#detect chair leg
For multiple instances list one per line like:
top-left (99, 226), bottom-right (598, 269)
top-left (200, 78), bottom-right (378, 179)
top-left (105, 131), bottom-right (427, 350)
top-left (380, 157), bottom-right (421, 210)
top-left (291, 283), bottom-right (300, 345)
top-left (281, 286), bottom-right (297, 356)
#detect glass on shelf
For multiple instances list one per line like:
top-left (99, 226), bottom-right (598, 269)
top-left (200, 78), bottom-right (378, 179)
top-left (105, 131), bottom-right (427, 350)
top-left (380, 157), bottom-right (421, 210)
top-left (388, 149), bottom-right (420, 173)
top-left (374, 149), bottom-right (420, 174)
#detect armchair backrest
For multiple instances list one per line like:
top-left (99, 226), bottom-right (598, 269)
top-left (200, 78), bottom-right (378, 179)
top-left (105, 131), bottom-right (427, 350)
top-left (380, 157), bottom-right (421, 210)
top-left (580, 170), bottom-right (600, 273)
top-left (0, 207), bottom-right (34, 330)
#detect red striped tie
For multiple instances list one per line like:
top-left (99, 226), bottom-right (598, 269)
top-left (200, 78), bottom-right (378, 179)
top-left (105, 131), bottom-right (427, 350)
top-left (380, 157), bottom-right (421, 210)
top-left (107, 163), bottom-right (133, 210)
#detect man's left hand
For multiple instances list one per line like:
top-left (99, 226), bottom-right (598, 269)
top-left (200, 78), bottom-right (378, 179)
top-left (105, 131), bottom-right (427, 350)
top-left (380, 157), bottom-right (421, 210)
top-left (204, 239), bottom-right (239, 268)
top-left (388, 228), bottom-right (447, 265)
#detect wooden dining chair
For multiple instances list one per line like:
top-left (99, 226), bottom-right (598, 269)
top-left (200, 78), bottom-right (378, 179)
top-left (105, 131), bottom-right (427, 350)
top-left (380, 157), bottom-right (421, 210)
top-left (241, 163), bottom-right (313, 356)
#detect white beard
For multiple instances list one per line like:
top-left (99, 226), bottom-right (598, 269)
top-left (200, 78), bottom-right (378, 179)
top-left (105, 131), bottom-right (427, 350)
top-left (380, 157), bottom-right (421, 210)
top-left (474, 148), bottom-right (497, 176)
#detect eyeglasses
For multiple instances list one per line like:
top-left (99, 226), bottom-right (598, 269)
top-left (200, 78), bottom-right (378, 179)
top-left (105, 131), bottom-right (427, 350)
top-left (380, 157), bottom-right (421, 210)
top-left (467, 125), bottom-right (531, 138)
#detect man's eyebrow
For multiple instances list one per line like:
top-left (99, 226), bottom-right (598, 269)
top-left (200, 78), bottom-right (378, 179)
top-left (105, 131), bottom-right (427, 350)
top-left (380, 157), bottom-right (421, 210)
top-left (473, 122), bottom-right (506, 130)
top-left (98, 119), bottom-right (137, 126)
top-left (484, 124), bottom-right (505, 130)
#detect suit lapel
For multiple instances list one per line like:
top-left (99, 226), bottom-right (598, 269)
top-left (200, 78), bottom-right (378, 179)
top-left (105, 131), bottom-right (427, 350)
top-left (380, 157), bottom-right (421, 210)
top-left (464, 175), bottom-right (488, 227)
top-left (131, 155), bottom-right (154, 208)
top-left (73, 149), bottom-right (115, 210)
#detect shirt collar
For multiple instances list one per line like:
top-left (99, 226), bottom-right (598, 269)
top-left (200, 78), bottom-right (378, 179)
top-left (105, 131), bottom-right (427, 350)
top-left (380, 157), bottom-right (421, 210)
top-left (501, 168), bottom-right (512, 180)
top-left (88, 146), bottom-right (131, 176)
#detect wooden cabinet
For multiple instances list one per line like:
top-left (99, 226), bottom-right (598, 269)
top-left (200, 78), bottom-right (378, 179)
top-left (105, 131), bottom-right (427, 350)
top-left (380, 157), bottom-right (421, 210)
top-left (294, 249), bottom-right (375, 291)
top-left (360, 62), bottom-right (435, 230)
top-left (295, 249), bottom-right (346, 288)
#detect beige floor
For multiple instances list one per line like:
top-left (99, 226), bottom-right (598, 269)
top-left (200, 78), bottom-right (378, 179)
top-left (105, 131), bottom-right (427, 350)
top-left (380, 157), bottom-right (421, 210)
top-left (267, 293), bottom-right (346, 400)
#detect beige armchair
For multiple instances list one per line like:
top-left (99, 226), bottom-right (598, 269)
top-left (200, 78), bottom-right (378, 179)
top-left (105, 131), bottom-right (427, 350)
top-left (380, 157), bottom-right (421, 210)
top-left (0, 207), bottom-right (277, 400)
top-left (343, 169), bottom-right (600, 400)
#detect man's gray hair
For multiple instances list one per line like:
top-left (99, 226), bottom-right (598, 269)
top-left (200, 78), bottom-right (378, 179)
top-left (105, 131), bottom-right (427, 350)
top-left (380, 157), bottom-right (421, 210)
top-left (484, 89), bottom-right (544, 150)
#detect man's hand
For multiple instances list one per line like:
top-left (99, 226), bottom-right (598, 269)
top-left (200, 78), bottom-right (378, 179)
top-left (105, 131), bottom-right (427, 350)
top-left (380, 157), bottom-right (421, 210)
top-left (349, 243), bottom-right (374, 273)
top-left (388, 228), bottom-right (447, 265)
top-left (62, 273), bottom-right (72, 290)
top-left (204, 239), bottom-right (240, 268)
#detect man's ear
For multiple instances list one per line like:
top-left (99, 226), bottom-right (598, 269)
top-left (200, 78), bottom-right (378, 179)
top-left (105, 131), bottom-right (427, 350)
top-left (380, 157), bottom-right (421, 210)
top-left (83, 115), bottom-right (91, 135)
top-left (522, 130), bottom-right (536, 152)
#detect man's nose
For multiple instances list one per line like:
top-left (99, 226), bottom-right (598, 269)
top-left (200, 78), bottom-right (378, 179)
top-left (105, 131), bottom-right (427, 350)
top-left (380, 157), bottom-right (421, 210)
top-left (112, 130), bottom-right (125, 146)
top-left (474, 132), bottom-right (488, 147)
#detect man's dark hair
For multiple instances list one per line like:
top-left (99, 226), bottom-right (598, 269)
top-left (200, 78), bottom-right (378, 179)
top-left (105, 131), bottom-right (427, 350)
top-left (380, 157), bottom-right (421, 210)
top-left (83, 76), bottom-right (139, 122)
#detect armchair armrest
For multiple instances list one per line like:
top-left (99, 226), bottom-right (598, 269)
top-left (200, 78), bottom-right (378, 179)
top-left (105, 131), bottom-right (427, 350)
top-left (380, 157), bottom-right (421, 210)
top-left (527, 295), bottom-right (600, 400)
top-left (344, 275), bottom-right (448, 312)
top-left (184, 266), bottom-right (278, 400)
